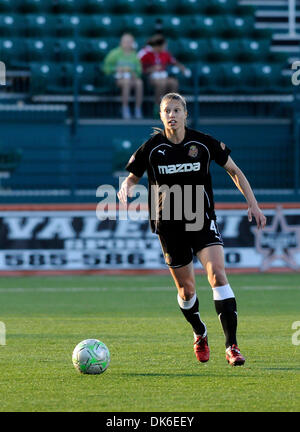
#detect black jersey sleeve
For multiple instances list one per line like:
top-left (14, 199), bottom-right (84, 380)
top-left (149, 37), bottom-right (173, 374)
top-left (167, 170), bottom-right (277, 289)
top-left (125, 141), bottom-right (148, 178)
top-left (206, 134), bottom-right (231, 167)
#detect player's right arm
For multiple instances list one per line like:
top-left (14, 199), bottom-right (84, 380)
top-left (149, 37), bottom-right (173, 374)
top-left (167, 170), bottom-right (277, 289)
top-left (117, 173), bottom-right (141, 205)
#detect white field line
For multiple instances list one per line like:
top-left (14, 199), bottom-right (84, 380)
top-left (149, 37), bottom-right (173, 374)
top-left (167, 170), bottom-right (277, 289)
top-left (0, 285), bottom-right (298, 293)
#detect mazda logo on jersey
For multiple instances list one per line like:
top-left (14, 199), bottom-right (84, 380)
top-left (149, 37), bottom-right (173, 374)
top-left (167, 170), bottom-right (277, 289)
top-left (158, 162), bottom-right (201, 174)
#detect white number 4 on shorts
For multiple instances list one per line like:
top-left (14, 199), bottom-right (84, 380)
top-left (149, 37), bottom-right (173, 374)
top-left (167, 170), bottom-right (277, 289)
top-left (210, 220), bottom-right (218, 234)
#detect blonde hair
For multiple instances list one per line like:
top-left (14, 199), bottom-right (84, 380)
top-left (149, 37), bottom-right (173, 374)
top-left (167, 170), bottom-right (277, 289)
top-left (160, 92), bottom-right (187, 113)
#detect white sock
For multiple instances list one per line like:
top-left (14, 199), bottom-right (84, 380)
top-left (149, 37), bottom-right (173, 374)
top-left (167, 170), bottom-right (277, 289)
top-left (177, 293), bottom-right (207, 339)
top-left (177, 292), bottom-right (197, 309)
top-left (212, 284), bottom-right (235, 301)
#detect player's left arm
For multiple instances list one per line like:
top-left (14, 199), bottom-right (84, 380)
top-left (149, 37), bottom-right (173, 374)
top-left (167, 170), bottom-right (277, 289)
top-left (223, 155), bottom-right (267, 229)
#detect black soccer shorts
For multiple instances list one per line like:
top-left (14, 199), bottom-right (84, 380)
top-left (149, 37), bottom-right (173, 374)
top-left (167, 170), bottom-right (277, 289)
top-left (158, 218), bottom-right (224, 268)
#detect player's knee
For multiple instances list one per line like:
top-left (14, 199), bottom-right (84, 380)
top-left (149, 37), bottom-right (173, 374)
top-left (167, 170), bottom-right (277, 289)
top-left (207, 266), bottom-right (227, 288)
top-left (177, 279), bottom-right (195, 301)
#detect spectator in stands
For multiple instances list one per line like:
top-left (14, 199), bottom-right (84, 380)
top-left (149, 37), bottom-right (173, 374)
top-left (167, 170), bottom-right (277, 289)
top-left (138, 34), bottom-right (190, 117)
top-left (103, 33), bottom-right (143, 119)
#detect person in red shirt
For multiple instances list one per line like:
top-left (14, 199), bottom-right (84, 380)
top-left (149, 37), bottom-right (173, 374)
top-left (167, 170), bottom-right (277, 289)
top-left (138, 34), bottom-right (189, 116)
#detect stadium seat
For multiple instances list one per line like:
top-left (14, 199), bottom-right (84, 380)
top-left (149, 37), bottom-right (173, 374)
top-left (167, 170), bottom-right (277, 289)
top-left (0, 0), bottom-right (12, 13)
top-left (208, 38), bottom-right (241, 62)
top-left (174, 38), bottom-right (209, 62)
top-left (26, 38), bottom-right (56, 63)
top-left (187, 15), bottom-right (223, 38)
top-left (158, 15), bottom-right (189, 38)
top-left (145, 0), bottom-right (176, 15)
top-left (197, 62), bottom-right (224, 93)
top-left (54, 0), bottom-right (94, 14)
top-left (175, 0), bottom-right (206, 15)
top-left (30, 61), bottom-right (111, 95)
top-left (167, 63), bottom-right (194, 93)
top-left (221, 15), bottom-right (255, 38)
top-left (0, 14), bottom-right (23, 37)
top-left (238, 38), bottom-right (270, 62)
top-left (56, 14), bottom-right (82, 37)
top-left (16, 0), bottom-right (52, 13)
top-left (204, 0), bottom-right (236, 14)
top-left (83, 0), bottom-right (115, 14)
top-left (54, 38), bottom-right (82, 62)
top-left (75, 15), bottom-right (123, 38)
top-left (113, 0), bottom-right (145, 14)
top-left (248, 63), bottom-right (289, 94)
top-left (29, 62), bottom-right (64, 94)
top-left (86, 15), bottom-right (123, 38)
top-left (94, 63), bottom-right (115, 94)
top-left (221, 63), bottom-right (251, 93)
top-left (24, 14), bottom-right (57, 37)
top-left (52, 0), bottom-right (75, 13)
top-left (122, 15), bottom-right (157, 38)
top-left (60, 62), bottom-right (95, 93)
top-left (83, 38), bottom-right (119, 62)
top-left (0, 38), bottom-right (26, 68)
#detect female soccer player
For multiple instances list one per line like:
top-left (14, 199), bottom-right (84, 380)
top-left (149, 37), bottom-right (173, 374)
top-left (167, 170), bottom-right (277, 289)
top-left (118, 93), bottom-right (266, 366)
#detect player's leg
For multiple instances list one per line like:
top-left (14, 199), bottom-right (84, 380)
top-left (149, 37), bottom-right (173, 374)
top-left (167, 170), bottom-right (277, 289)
top-left (197, 245), bottom-right (245, 365)
top-left (158, 231), bottom-right (207, 338)
top-left (168, 262), bottom-right (210, 362)
top-left (169, 261), bottom-right (207, 337)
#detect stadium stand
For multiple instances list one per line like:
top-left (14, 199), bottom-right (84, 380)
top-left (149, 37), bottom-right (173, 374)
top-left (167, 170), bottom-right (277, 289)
top-left (0, 0), bottom-right (292, 106)
top-left (0, 0), bottom-right (298, 205)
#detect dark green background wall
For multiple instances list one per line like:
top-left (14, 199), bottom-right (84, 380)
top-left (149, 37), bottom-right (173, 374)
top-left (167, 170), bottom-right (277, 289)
top-left (0, 111), bottom-right (297, 203)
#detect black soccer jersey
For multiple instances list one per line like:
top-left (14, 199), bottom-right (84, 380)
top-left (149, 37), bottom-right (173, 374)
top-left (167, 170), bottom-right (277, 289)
top-left (125, 127), bottom-right (231, 233)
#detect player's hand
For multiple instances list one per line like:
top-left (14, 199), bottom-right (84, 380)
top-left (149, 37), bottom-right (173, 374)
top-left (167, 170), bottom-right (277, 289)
top-left (117, 179), bottom-right (129, 205)
top-left (117, 178), bottom-right (136, 205)
top-left (248, 204), bottom-right (267, 229)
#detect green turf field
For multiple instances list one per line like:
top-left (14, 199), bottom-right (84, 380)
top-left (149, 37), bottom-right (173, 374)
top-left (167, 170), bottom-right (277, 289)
top-left (0, 273), bottom-right (299, 412)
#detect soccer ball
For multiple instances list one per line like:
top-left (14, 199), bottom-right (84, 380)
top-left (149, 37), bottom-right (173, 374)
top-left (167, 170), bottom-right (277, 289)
top-left (72, 339), bottom-right (110, 375)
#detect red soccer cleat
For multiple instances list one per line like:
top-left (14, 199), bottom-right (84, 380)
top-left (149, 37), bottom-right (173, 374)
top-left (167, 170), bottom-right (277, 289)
top-left (193, 335), bottom-right (210, 363)
top-left (226, 344), bottom-right (245, 366)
